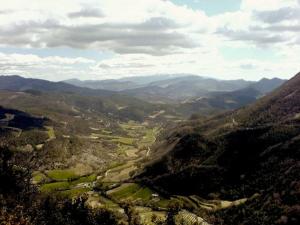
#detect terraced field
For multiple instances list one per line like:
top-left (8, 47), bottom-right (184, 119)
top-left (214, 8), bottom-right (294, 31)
top-left (30, 120), bottom-right (218, 224)
top-left (32, 121), bottom-right (158, 195)
top-left (107, 183), bottom-right (154, 203)
top-left (175, 210), bottom-right (210, 225)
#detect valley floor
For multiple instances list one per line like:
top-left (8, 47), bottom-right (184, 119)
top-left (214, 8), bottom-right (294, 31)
top-left (30, 120), bottom-right (250, 225)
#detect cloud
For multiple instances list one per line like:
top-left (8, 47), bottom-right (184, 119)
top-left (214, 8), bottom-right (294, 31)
top-left (68, 7), bottom-right (105, 18)
top-left (217, 26), bottom-right (288, 45)
top-left (0, 0), bottom-right (299, 81)
top-left (215, 0), bottom-right (300, 47)
top-left (0, 10), bottom-right (10, 14)
top-left (135, 17), bottom-right (180, 30)
top-left (0, 16), bottom-right (196, 55)
top-left (240, 63), bottom-right (255, 70)
top-left (0, 52), bottom-right (95, 80)
top-left (254, 7), bottom-right (300, 24)
top-left (53, 21), bottom-right (195, 55)
top-left (0, 0), bottom-right (207, 55)
top-left (241, 0), bottom-right (297, 11)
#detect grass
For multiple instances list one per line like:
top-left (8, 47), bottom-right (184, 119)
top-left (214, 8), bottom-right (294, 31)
top-left (59, 188), bottom-right (91, 198)
top-left (40, 182), bottom-right (70, 193)
top-left (109, 183), bottom-right (140, 200)
top-left (92, 134), bottom-right (122, 139)
top-left (92, 133), bottom-right (136, 146)
top-left (92, 121), bottom-right (158, 147)
top-left (70, 174), bottom-right (97, 186)
top-left (46, 169), bottom-right (79, 181)
top-left (112, 137), bottom-right (135, 145)
top-left (102, 130), bottom-right (112, 135)
top-left (116, 144), bottom-right (128, 155)
top-left (108, 161), bottom-right (125, 169)
top-left (156, 199), bottom-right (171, 209)
top-left (32, 171), bottom-right (47, 184)
top-left (140, 128), bottom-right (158, 145)
top-left (98, 196), bottom-right (120, 208)
top-left (120, 122), bottom-right (143, 130)
top-left (45, 126), bottom-right (55, 139)
top-left (39, 172), bottom-right (96, 196)
top-left (131, 186), bottom-right (153, 201)
top-left (95, 182), bottom-right (120, 191)
top-left (109, 183), bottom-right (154, 202)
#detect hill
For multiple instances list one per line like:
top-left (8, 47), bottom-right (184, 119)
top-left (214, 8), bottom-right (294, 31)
top-left (120, 74), bottom-right (194, 85)
top-left (249, 77), bottom-right (285, 94)
top-left (64, 75), bottom-right (285, 106)
top-left (0, 75), bottom-right (116, 97)
top-left (64, 78), bottom-right (140, 91)
top-left (176, 77), bottom-right (285, 117)
top-left (122, 76), bottom-right (252, 102)
top-left (64, 74), bottom-right (254, 103)
top-left (176, 87), bottom-right (261, 117)
top-left (138, 72), bottom-right (300, 224)
top-left (0, 75), bottom-right (178, 122)
top-left (63, 74), bottom-right (193, 91)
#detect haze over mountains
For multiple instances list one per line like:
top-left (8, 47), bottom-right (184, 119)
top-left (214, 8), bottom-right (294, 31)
top-left (0, 74), bottom-right (285, 119)
top-left (64, 74), bottom-right (285, 103)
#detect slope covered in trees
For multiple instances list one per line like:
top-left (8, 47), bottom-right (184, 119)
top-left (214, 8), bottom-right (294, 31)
top-left (138, 72), bottom-right (300, 224)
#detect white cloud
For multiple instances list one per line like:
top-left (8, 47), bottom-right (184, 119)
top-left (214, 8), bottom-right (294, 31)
top-left (241, 0), bottom-right (298, 11)
top-left (0, 0), bottom-right (299, 80)
top-left (0, 0), bottom-right (210, 55)
top-left (0, 53), bottom-right (95, 80)
top-left (216, 0), bottom-right (300, 46)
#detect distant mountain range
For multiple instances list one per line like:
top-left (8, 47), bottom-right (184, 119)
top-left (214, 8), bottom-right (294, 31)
top-left (64, 74), bottom-right (195, 91)
top-left (176, 77), bottom-right (285, 117)
top-left (64, 75), bottom-right (285, 104)
top-left (0, 75), bottom-right (286, 119)
top-left (0, 75), bottom-right (176, 122)
top-left (64, 75), bottom-right (286, 117)
top-left (0, 75), bottom-right (115, 97)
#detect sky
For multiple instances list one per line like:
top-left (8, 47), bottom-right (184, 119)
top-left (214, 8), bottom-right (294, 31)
top-left (0, 0), bottom-right (299, 81)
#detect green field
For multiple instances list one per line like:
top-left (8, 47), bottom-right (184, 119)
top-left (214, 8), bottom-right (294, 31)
top-left (32, 171), bottom-right (47, 184)
top-left (140, 127), bottom-right (159, 146)
top-left (120, 121), bottom-right (143, 130)
top-left (108, 183), bottom-right (154, 202)
top-left (101, 130), bottom-right (112, 135)
top-left (70, 174), bottom-right (97, 186)
top-left (92, 133), bottom-right (136, 146)
top-left (109, 183), bottom-right (140, 199)
top-left (59, 188), bottom-right (91, 198)
top-left (40, 182), bottom-right (70, 193)
top-left (46, 169), bottom-right (79, 181)
top-left (35, 121), bottom-right (164, 212)
top-left (45, 126), bottom-right (55, 140)
top-left (112, 137), bottom-right (135, 145)
top-left (39, 172), bottom-right (96, 198)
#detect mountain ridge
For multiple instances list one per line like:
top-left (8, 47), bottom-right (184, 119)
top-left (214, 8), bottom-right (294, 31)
top-left (137, 72), bottom-right (300, 224)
